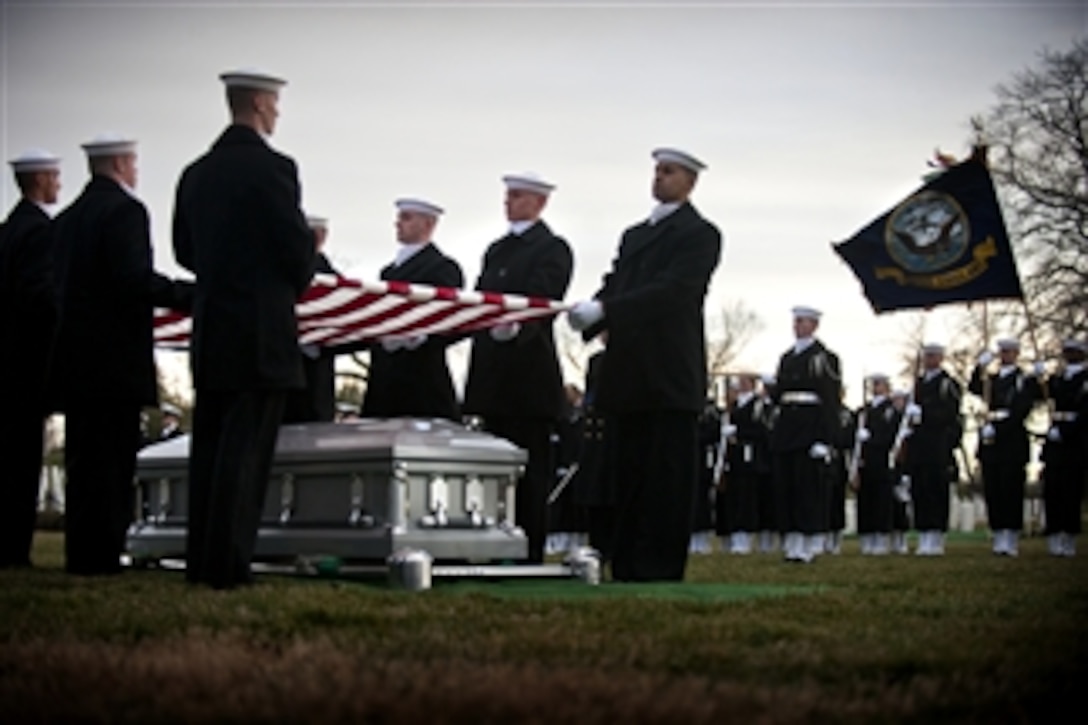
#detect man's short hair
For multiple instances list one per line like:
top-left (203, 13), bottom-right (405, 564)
top-left (227, 86), bottom-right (260, 115)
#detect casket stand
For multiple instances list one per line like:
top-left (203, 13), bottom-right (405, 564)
top-left (127, 418), bottom-right (595, 582)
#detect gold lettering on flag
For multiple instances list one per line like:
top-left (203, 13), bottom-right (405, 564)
top-left (874, 236), bottom-right (997, 290)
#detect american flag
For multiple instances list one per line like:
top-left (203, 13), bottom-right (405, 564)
top-left (153, 274), bottom-right (569, 349)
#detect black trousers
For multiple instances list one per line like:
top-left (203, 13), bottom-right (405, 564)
top-left (0, 402), bottom-right (46, 567)
top-left (716, 470), bottom-right (760, 534)
top-left (827, 461), bottom-right (846, 532)
top-left (64, 402), bottom-right (141, 575)
top-left (483, 416), bottom-right (554, 564)
top-left (1043, 447), bottom-right (1086, 535)
top-left (910, 459), bottom-right (950, 531)
top-left (772, 450), bottom-right (827, 534)
top-left (756, 473), bottom-right (777, 531)
top-left (857, 465), bottom-right (893, 534)
top-left (980, 447), bottom-right (1027, 531)
top-left (611, 412), bottom-right (698, 582)
top-left (186, 390), bottom-right (286, 589)
top-left (586, 505), bottom-right (616, 563)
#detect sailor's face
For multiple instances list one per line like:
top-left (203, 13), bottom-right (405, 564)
top-left (999, 348), bottom-right (1019, 365)
top-left (40, 169), bottom-right (61, 204)
top-left (923, 351), bottom-right (943, 369)
top-left (504, 188), bottom-right (545, 222)
top-left (396, 210), bottom-right (433, 244)
top-left (793, 316), bottom-right (817, 339)
top-left (652, 162), bottom-right (694, 203)
top-left (255, 90), bottom-right (280, 135)
top-left (118, 153), bottom-right (138, 189)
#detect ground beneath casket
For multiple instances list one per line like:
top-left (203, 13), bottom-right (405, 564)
top-left (0, 530), bottom-right (1083, 723)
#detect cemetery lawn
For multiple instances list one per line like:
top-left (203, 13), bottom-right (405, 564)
top-left (0, 531), bottom-right (1084, 723)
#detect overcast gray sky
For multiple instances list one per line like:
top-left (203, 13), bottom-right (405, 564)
top-left (2, 0), bottom-right (1085, 400)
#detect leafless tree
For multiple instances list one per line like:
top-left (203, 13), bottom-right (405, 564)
top-left (705, 299), bottom-right (764, 379)
top-left (983, 38), bottom-right (1088, 350)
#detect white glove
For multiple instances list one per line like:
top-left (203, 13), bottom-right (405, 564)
top-left (981, 423), bottom-right (995, 440)
top-left (402, 334), bottom-right (427, 350)
top-left (857, 428), bottom-right (871, 443)
top-left (721, 424), bottom-right (738, 437)
top-left (894, 476), bottom-right (912, 503)
top-left (977, 350), bottom-right (994, 366)
top-left (380, 338), bottom-right (404, 352)
top-left (567, 300), bottom-right (604, 331)
top-left (809, 442), bottom-right (831, 460)
top-left (489, 321), bottom-right (521, 342)
top-left (1032, 361), bottom-right (1046, 377)
top-left (905, 403), bottom-right (922, 423)
top-left (1047, 426), bottom-right (1062, 442)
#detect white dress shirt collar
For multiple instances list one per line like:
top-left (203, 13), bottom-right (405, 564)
top-left (394, 241), bottom-right (430, 267)
top-left (870, 394), bottom-right (887, 408)
top-left (1066, 363), bottom-right (1085, 379)
top-left (508, 219), bottom-right (538, 236)
top-left (735, 391), bottom-right (755, 409)
top-left (648, 202), bottom-right (681, 226)
top-left (792, 337), bottom-right (815, 355)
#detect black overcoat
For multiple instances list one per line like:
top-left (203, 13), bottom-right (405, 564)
top-left (362, 243), bottom-right (464, 420)
top-left (462, 220), bottom-right (572, 419)
top-left (0, 199), bottom-right (55, 401)
top-left (584, 202), bottom-right (721, 414)
top-left (48, 176), bottom-right (187, 408)
top-left (768, 340), bottom-right (842, 453)
top-left (173, 124), bottom-right (315, 392)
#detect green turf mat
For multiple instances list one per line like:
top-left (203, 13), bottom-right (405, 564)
top-left (428, 580), bottom-right (824, 602)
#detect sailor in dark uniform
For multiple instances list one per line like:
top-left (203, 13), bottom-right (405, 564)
top-left (463, 172), bottom-right (573, 564)
top-left (903, 343), bottom-right (963, 556)
top-left (968, 338), bottom-right (1044, 556)
top-left (1041, 339), bottom-right (1088, 557)
top-left (50, 135), bottom-right (193, 576)
top-left (571, 349), bottom-right (617, 563)
top-left (283, 215), bottom-right (340, 424)
top-left (361, 198), bottom-right (463, 421)
top-left (173, 69), bottom-right (315, 589)
top-left (690, 396), bottom-right (721, 555)
top-left (889, 389), bottom-right (912, 553)
top-left (768, 306), bottom-right (842, 563)
top-left (826, 390), bottom-right (855, 554)
top-left (716, 373), bottom-right (770, 555)
top-left (568, 148), bottom-right (722, 581)
top-left (756, 375), bottom-right (780, 553)
top-left (854, 374), bottom-right (901, 556)
top-left (0, 149), bottom-right (61, 568)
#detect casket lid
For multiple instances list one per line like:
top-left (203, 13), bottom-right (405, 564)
top-left (137, 418), bottom-right (528, 470)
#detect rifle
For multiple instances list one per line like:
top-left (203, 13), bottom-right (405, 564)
top-left (712, 407), bottom-right (732, 489)
top-left (847, 407), bottom-right (866, 492)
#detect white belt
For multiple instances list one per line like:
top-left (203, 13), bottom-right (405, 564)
top-left (987, 409), bottom-right (1011, 422)
top-left (1052, 411), bottom-right (1079, 422)
top-left (781, 391), bottom-right (821, 405)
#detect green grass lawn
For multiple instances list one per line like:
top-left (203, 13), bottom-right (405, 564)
top-left (1, 531), bottom-right (1085, 722)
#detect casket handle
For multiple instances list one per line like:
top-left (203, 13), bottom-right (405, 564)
top-left (279, 473), bottom-right (295, 525)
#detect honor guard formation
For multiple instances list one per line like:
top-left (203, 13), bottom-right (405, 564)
top-left (1, 68), bottom-right (1085, 586)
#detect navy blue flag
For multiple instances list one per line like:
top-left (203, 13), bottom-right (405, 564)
top-left (832, 150), bottom-right (1023, 313)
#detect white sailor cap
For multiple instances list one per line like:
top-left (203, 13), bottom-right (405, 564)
top-left (81, 134), bottom-right (137, 158)
top-left (161, 402), bottom-right (182, 417)
top-left (336, 401), bottom-right (359, 414)
top-left (652, 147), bottom-right (707, 174)
top-left (1061, 339), bottom-right (1088, 352)
top-left (868, 373), bottom-right (891, 384)
top-left (306, 215), bottom-right (329, 229)
top-left (921, 342), bottom-right (946, 355)
top-left (996, 338), bottom-right (1021, 351)
top-left (395, 198), bottom-right (444, 217)
top-left (791, 306), bottom-right (822, 321)
top-left (219, 68), bottom-right (287, 93)
top-left (891, 388), bottom-right (910, 398)
top-left (760, 373), bottom-right (777, 386)
top-left (502, 171), bottom-right (555, 195)
top-left (8, 148), bottom-right (61, 173)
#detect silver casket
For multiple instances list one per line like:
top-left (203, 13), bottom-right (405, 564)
top-left (127, 418), bottom-right (528, 566)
